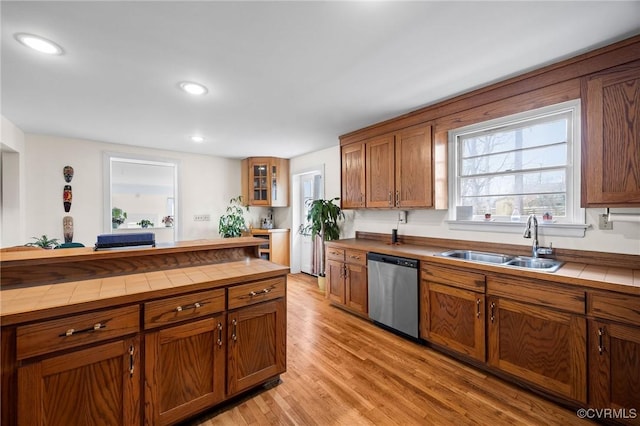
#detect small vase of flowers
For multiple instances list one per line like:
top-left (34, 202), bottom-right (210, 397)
top-left (162, 215), bottom-right (174, 227)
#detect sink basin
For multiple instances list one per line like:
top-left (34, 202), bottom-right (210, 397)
top-left (438, 250), bottom-right (514, 264)
top-left (438, 250), bottom-right (563, 272)
top-left (505, 257), bottom-right (564, 272)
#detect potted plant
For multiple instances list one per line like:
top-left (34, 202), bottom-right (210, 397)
top-left (137, 219), bottom-right (154, 228)
top-left (26, 235), bottom-right (60, 249)
top-left (300, 197), bottom-right (344, 290)
top-left (218, 196), bottom-right (249, 238)
top-left (162, 215), bottom-right (174, 227)
top-left (112, 207), bottom-right (127, 229)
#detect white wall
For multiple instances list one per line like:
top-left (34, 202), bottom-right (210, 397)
top-left (1, 116), bottom-right (26, 247)
top-left (19, 134), bottom-right (240, 247)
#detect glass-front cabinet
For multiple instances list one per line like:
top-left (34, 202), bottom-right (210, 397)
top-left (242, 157), bottom-right (289, 207)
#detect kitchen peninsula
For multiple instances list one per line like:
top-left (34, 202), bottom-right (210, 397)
top-left (0, 237), bottom-right (289, 425)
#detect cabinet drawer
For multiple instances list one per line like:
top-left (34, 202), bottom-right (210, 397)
top-left (422, 265), bottom-right (485, 292)
top-left (228, 277), bottom-right (286, 310)
top-left (345, 249), bottom-right (366, 266)
top-left (326, 247), bottom-right (345, 261)
top-left (588, 291), bottom-right (640, 326)
top-left (144, 289), bottom-right (225, 330)
top-left (487, 276), bottom-right (585, 314)
top-left (16, 305), bottom-right (140, 360)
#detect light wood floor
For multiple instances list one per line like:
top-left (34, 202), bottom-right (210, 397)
top-left (187, 273), bottom-right (592, 426)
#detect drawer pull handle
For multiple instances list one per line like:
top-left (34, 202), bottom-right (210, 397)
top-left (250, 288), bottom-right (270, 297)
top-left (232, 319), bottom-right (237, 342)
top-left (598, 327), bottom-right (606, 355)
top-left (60, 322), bottom-right (107, 337)
top-left (129, 345), bottom-right (135, 377)
top-left (349, 255), bottom-right (361, 260)
top-left (175, 301), bottom-right (206, 312)
top-left (217, 322), bottom-right (223, 347)
top-left (238, 284), bottom-right (277, 300)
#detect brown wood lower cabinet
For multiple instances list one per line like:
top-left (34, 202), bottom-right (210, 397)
top-left (145, 316), bottom-right (226, 425)
top-left (420, 265), bottom-right (486, 362)
top-left (18, 337), bottom-right (140, 425)
top-left (487, 295), bottom-right (587, 403)
top-left (326, 248), bottom-right (368, 316)
top-left (588, 320), bottom-right (640, 425)
top-left (227, 298), bottom-right (286, 396)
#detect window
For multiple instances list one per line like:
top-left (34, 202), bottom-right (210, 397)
top-left (103, 152), bottom-right (179, 243)
top-left (449, 100), bottom-right (584, 227)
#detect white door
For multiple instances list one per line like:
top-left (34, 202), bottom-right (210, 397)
top-left (300, 172), bottom-right (323, 275)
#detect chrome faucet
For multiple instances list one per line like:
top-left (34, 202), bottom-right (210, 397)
top-left (523, 214), bottom-right (553, 258)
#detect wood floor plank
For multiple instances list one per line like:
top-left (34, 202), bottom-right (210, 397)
top-left (185, 273), bottom-right (591, 426)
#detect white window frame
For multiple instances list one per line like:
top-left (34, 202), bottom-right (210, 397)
top-left (447, 99), bottom-right (588, 237)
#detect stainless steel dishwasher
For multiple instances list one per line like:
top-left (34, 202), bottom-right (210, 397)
top-left (367, 252), bottom-right (419, 338)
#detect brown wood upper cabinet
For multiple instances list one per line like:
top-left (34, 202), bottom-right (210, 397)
top-left (582, 61), bottom-right (640, 206)
top-left (241, 157), bottom-right (289, 207)
top-left (341, 141), bottom-right (366, 208)
top-left (366, 124), bottom-right (433, 208)
top-left (341, 124), bottom-right (432, 209)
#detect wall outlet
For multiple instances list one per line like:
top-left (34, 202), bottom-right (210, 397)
top-left (598, 214), bottom-right (613, 230)
top-left (193, 214), bottom-right (211, 222)
top-left (398, 211), bottom-right (407, 224)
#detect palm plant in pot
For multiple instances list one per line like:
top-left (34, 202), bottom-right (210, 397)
top-left (300, 197), bottom-right (344, 290)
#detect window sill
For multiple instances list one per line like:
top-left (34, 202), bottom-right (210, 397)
top-left (445, 220), bottom-right (590, 238)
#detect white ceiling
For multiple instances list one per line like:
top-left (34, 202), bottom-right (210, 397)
top-left (2, 1), bottom-right (639, 160)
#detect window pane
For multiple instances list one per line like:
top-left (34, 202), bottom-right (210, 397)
top-left (461, 144), bottom-right (567, 176)
top-left (461, 117), bottom-right (568, 157)
top-left (460, 170), bottom-right (566, 197)
top-left (459, 193), bottom-right (567, 218)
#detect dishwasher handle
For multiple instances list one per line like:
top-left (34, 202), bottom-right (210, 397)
top-left (367, 252), bottom-right (419, 269)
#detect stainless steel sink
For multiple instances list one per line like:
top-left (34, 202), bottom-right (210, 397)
top-left (438, 250), bottom-right (563, 272)
top-left (504, 257), bottom-right (563, 272)
top-left (438, 250), bottom-right (514, 264)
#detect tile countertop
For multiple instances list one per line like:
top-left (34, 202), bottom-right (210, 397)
top-left (0, 258), bottom-right (289, 326)
top-left (327, 238), bottom-right (640, 296)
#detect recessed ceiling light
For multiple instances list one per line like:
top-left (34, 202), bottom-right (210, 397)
top-left (191, 136), bottom-right (204, 143)
top-left (179, 81), bottom-right (208, 96)
top-left (14, 33), bottom-right (64, 55)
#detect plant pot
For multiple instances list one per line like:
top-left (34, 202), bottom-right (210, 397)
top-left (317, 275), bottom-right (326, 292)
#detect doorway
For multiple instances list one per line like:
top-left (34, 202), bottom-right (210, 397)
top-left (291, 167), bottom-right (324, 275)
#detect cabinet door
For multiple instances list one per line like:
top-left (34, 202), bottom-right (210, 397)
top-left (421, 281), bottom-right (485, 361)
top-left (395, 125), bottom-right (433, 208)
top-left (249, 158), bottom-right (271, 205)
top-left (18, 337), bottom-right (140, 426)
top-left (366, 134), bottom-right (395, 207)
top-left (145, 316), bottom-right (226, 425)
top-left (227, 299), bottom-right (286, 396)
top-left (589, 320), bottom-right (640, 420)
top-left (487, 296), bottom-right (587, 403)
top-left (270, 158), bottom-right (289, 207)
top-left (346, 263), bottom-right (368, 314)
top-left (326, 259), bottom-right (345, 304)
top-left (341, 142), bottom-right (366, 208)
top-left (583, 62), bottom-right (640, 206)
